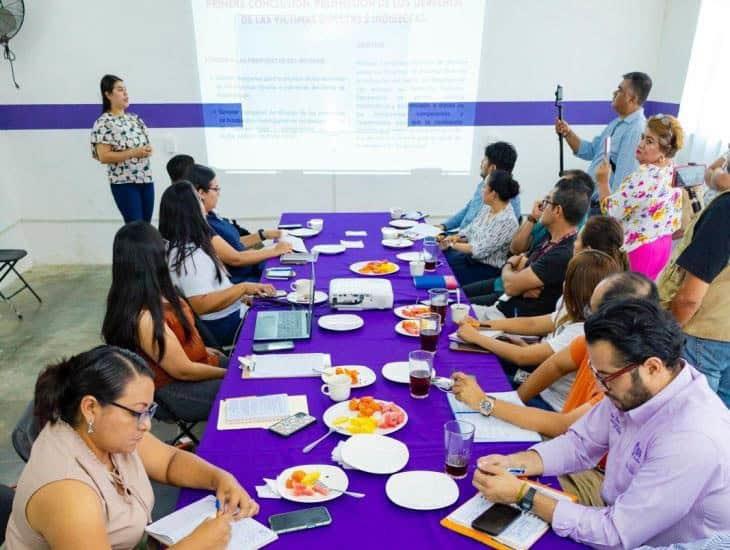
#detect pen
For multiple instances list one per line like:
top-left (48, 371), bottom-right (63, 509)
top-left (215, 498), bottom-right (221, 512)
top-left (507, 467), bottom-right (526, 476)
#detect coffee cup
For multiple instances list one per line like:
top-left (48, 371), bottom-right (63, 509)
top-left (290, 279), bottom-right (313, 301)
top-left (450, 303), bottom-right (470, 324)
top-left (307, 218), bottom-right (324, 231)
top-left (321, 374), bottom-right (351, 402)
top-left (409, 260), bottom-right (425, 277)
top-left (390, 207), bottom-right (404, 220)
top-left (382, 227), bottom-right (399, 240)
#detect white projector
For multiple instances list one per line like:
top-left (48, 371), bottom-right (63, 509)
top-left (328, 278), bottom-right (394, 310)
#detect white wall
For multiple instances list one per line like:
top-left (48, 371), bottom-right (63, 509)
top-left (0, 0), bottom-right (700, 264)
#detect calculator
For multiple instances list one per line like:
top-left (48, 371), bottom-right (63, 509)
top-left (268, 412), bottom-right (317, 437)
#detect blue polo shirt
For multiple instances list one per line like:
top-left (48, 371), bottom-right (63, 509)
top-left (206, 211), bottom-right (260, 283)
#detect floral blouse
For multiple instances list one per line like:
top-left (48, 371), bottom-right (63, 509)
top-left (601, 163), bottom-right (681, 253)
top-left (460, 204), bottom-right (519, 267)
top-left (90, 112), bottom-right (152, 185)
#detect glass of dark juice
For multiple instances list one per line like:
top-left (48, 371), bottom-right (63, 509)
top-left (423, 237), bottom-right (438, 271)
top-left (409, 350), bottom-right (434, 399)
top-left (444, 420), bottom-right (475, 479)
top-left (428, 288), bottom-right (449, 324)
top-left (418, 312), bottom-right (441, 352)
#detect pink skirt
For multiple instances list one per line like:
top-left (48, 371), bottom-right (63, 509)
top-left (627, 234), bottom-right (673, 280)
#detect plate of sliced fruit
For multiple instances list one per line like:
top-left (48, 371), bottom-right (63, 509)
top-left (276, 464), bottom-right (349, 503)
top-left (350, 260), bottom-right (400, 276)
top-left (321, 366), bottom-right (376, 389)
top-left (323, 396), bottom-right (408, 436)
top-left (393, 304), bottom-right (431, 320)
top-left (395, 319), bottom-right (420, 337)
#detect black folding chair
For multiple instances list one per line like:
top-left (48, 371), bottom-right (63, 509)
top-left (11, 400), bottom-right (41, 462)
top-left (0, 249), bottom-right (42, 320)
top-left (153, 397), bottom-right (200, 447)
top-left (0, 484), bottom-right (14, 546)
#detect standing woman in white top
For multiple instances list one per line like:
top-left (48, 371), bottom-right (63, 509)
top-left (159, 182), bottom-right (275, 346)
top-left (91, 75), bottom-right (155, 223)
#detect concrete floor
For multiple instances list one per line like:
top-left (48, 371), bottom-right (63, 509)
top-left (0, 265), bottom-right (191, 521)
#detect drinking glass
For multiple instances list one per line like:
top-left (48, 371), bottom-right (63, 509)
top-left (444, 420), bottom-right (475, 479)
top-left (408, 350), bottom-right (434, 399)
top-left (423, 237), bottom-right (438, 271)
top-left (418, 312), bottom-right (441, 352)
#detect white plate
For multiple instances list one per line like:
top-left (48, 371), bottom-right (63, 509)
top-left (323, 399), bottom-right (408, 436)
top-left (312, 244), bottom-right (346, 255)
top-left (318, 314), bottom-right (364, 332)
top-left (276, 464), bottom-right (348, 503)
top-left (389, 219), bottom-right (418, 229)
top-left (381, 361), bottom-right (411, 384)
top-left (381, 238), bottom-right (414, 249)
top-left (396, 251), bottom-right (423, 262)
top-left (386, 471), bottom-right (459, 510)
top-left (321, 365), bottom-right (377, 389)
top-left (393, 304), bottom-right (432, 320)
top-left (394, 319), bottom-right (420, 337)
top-left (341, 434), bottom-right (410, 474)
top-left (286, 290), bottom-right (328, 305)
top-left (288, 227), bottom-right (321, 238)
top-left (350, 261), bottom-right (400, 276)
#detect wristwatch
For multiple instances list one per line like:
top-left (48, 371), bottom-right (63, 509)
top-left (527, 214), bottom-right (538, 224)
top-left (257, 229), bottom-right (266, 241)
top-left (518, 486), bottom-right (537, 512)
top-left (478, 395), bottom-right (494, 416)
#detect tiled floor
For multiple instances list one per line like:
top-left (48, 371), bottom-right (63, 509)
top-left (0, 265), bottom-right (202, 523)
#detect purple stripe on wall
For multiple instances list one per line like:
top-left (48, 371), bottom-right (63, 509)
top-left (0, 100), bottom-right (678, 130)
top-left (0, 103), bottom-right (243, 130)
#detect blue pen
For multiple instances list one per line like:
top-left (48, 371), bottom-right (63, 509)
top-left (507, 467), bottom-right (526, 476)
top-left (215, 498), bottom-right (221, 512)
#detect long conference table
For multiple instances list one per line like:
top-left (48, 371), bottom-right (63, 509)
top-left (177, 212), bottom-right (587, 549)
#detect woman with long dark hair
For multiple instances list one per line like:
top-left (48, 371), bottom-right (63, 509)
top-left (90, 74), bottom-right (155, 223)
top-left (187, 163), bottom-right (292, 283)
top-left (103, 221), bottom-right (228, 422)
top-left (159, 181), bottom-right (275, 345)
top-left (5, 345), bottom-right (258, 549)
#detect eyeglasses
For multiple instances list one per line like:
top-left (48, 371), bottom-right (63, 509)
top-left (589, 361), bottom-right (642, 389)
top-left (209, 186), bottom-right (221, 193)
top-left (109, 402), bottom-right (158, 426)
top-left (541, 198), bottom-right (555, 209)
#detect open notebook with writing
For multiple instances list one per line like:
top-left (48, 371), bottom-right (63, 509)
top-left (146, 495), bottom-right (277, 549)
top-left (441, 483), bottom-right (576, 550)
top-left (217, 393), bottom-right (309, 430)
top-left (447, 392), bottom-right (542, 443)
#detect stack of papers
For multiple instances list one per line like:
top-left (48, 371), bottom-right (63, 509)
top-left (146, 495), bottom-right (278, 549)
top-left (448, 329), bottom-right (503, 343)
top-left (217, 394), bottom-right (309, 430)
top-left (239, 353), bottom-right (331, 378)
top-left (403, 223), bottom-right (441, 239)
top-left (280, 232), bottom-right (308, 253)
top-left (447, 392), bottom-right (542, 443)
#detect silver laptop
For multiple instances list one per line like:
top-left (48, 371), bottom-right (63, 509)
top-left (253, 260), bottom-right (315, 341)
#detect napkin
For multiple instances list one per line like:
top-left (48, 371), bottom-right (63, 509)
top-left (340, 240), bottom-right (365, 249)
top-left (331, 441), bottom-right (354, 469)
top-left (255, 478), bottom-right (282, 499)
top-left (345, 230), bottom-right (367, 236)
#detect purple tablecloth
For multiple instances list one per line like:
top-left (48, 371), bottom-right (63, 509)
top-left (177, 212), bottom-right (586, 549)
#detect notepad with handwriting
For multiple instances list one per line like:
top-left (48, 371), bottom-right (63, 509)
top-left (217, 394), bottom-right (309, 430)
top-left (240, 353), bottom-right (331, 379)
top-left (447, 392), bottom-right (542, 443)
top-left (146, 495), bottom-right (278, 549)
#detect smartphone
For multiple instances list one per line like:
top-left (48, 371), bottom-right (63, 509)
top-left (265, 267), bottom-right (296, 279)
top-left (268, 506), bottom-right (332, 534)
top-left (268, 412), bottom-right (316, 437)
top-left (673, 164), bottom-right (706, 188)
top-left (278, 223), bottom-right (303, 229)
top-left (603, 135), bottom-right (611, 159)
top-left (252, 341), bottom-right (294, 353)
top-left (471, 504), bottom-right (522, 536)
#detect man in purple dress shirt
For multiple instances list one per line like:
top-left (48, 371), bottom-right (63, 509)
top-left (472, 298), bottom-right (730, 549)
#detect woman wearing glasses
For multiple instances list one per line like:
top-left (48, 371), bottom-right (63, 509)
top-left (187, 163), bottom-right (292, 283)
top-left (103, 221), bottom-right (228, 423)
top-left (596, 114), bottom-right (684, 279)
top-left (5, 345), bottom-right (257, 549)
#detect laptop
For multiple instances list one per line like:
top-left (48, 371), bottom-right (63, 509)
top-left (253, 259), bottom-right (315, 341)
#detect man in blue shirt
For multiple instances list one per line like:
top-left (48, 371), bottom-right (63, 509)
top-left (555, 72), bottom-right (652, 212)
top-left (439, 142), bottom-right (520, 232)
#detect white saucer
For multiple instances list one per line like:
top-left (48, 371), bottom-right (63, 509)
top-left (318, 314), bottom-right (364, 332)
top-left (389, 219), bottom-right (418, 229)
top-left (288, 227), bottom-right (321, 238)
top-left (386, 471), bottom-right (459, 510)
top-left (396, 251), bottom-right (423, 262)
top-left (312, 244), bottom-right (346, 255)
top-left (286, 290), bottom-right (328, 305)
top-left (321, 365), bottom-right (377, 389)
top-left (394, 319), bottom-right (420, 337)
top-left (381, 361), bottom-right (411, 384)
top-left (341, 434), bottom-right (409, 474)
top-left (382, 238), bottom-right (414, 249)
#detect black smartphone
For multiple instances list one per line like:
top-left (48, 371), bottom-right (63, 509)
top-left (278, 223), bottom-right (303, 229)
top-left (673, 164), bottom-right (706, 188)
top-left (268, 506), bottom-right (332, 534)
top-left (252, 341), bottom-right (294, 353)
top-left (471, 503), bottom-right (522, 536)
top-left (268, 412), bottom-right (316, 437)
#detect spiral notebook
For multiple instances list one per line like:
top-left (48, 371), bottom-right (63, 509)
top-left (441, 484), bottom-right (576, 550)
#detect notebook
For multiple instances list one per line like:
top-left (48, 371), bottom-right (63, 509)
top-left (239, 353), bottom-right (331, 378)
top-left (146, 495), bottom-right (278, 549)
top-left (447, 392), bottom-right (542, 443)
top-left (217, 394), bottom-right (309, 430)
top-left (441, 485), bottom-right (576, 550)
